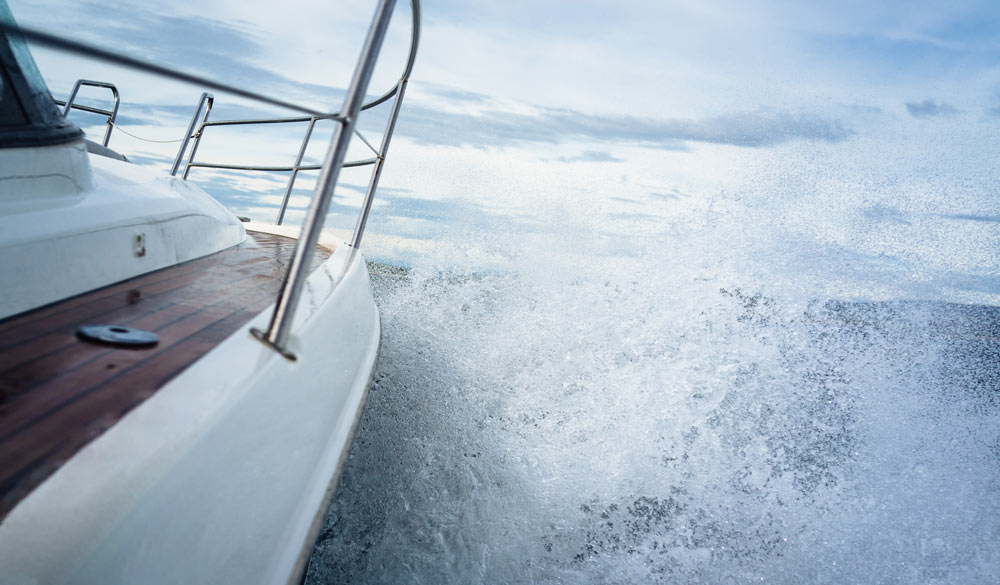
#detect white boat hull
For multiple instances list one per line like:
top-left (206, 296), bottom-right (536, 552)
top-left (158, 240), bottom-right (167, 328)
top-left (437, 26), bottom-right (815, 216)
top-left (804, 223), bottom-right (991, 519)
top-left (0, 224), bottom-right (380, 585)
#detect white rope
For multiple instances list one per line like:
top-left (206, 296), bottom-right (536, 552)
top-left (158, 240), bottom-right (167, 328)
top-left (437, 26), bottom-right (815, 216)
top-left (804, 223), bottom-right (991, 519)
top-left (109, 121), bottom-right (195, 144)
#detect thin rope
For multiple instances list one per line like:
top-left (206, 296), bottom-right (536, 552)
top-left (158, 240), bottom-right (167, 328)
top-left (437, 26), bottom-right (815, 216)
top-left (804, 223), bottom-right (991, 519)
top-left (108, 121), bottom-right (194, 144)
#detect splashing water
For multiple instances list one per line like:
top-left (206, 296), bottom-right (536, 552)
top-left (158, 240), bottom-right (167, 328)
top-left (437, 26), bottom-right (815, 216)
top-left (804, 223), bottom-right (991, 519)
top-left (305, 124), bottom-right (1000, 584)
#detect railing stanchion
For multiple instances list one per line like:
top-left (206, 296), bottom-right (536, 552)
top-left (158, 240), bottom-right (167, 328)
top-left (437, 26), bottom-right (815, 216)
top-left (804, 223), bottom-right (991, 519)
top-left (61, 80), bottom-right (82, 119)
top-left (182, 96), bottom-right (215, 180)
top-left (277, 117), bottom-right (318, 225)
top-left (60, 79), bottom-right (120, 146)
top-left (171, 92), bottom-right (213, 177)
top-left (352, 78), bottom-right (407, 250)
top-left (251, 0), bottom-right (397, 359)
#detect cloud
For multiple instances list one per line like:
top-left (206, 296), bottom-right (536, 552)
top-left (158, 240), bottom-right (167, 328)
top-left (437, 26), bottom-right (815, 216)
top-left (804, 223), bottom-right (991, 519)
top-left (905, 99), bottom-right (959, 118)
top-left (396, 102), bottom-right (853, 150)
top-left (419, 84), bottom-right (493, 104)
top-left (18, 0), bottom-right (857, 155)
top-left (937, 213), bottom-right (1000, 223)
top-left (549, 150), bottom-right (625, 163)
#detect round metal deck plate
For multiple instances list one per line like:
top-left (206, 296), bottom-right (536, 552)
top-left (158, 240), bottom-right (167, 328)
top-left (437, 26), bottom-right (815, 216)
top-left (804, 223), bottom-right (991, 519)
top-left (76, 324), bottom-right (159, 349)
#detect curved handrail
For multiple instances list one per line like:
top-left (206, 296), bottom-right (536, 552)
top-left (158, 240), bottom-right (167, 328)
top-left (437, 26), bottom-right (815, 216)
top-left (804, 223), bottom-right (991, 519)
top-left (361, 0), bottom-right (420, 112)
top-left (252, 0), bottom-right (418, 359)
top-left (0, 0), bottom-right (419, 116)
top-left (59, 79), bottom-right (119, 146)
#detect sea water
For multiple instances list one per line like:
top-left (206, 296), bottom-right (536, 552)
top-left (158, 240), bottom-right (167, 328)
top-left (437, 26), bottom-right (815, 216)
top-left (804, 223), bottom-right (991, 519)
top-left (304, 120), bottom-right (1000, 584)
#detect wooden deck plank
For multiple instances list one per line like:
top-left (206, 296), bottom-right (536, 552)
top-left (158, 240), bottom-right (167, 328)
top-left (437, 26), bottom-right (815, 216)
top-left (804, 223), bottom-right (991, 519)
top-left (0, 258), bottom-right (296, 396)
top-left (0, 309), bottom-right (252, 497)
top-left (0, 244), bottom-right (288, 348)
top-left (0, 231), bottom-right (332, 520)
top-left (0, 252), bottom-right (224, 336)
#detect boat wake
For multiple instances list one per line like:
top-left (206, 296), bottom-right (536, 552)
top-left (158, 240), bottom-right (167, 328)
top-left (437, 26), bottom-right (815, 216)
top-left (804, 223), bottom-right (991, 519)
top-left (305, 256), bottom-right (1000, 584)
top-left (306, 131), bottom-right (1000, 583)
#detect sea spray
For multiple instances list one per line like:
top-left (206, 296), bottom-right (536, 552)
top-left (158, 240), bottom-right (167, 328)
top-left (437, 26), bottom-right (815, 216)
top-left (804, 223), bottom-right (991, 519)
top-left (306, 121), bottom-right (1000, 584)
top-left (305, 267), bottom-right (999, 583)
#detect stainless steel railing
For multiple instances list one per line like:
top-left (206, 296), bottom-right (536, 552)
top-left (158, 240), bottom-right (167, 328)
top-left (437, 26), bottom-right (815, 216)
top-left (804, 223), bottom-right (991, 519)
top-left (170, 114), bottom-right (381, 224)
top-left (168, 0), bottom-right (419, 234)
top-left (170, 92), bottom-right (214, 177)
top-left (252, 0), bottom-right (419, 359)
top-left (54, 79), bottom-right (120, 147)
top-left (6, 0), bottom-right (421, 360)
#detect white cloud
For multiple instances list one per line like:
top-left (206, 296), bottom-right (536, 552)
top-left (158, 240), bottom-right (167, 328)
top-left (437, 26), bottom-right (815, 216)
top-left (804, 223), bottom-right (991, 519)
top-left (6, 0), bottom-right (1000, 285)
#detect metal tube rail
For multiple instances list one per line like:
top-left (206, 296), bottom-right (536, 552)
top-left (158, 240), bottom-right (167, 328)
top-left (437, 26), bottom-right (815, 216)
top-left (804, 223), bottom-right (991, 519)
top-left (277, 118), bottom-right (319, 226)
top-left (352, 76), bottom-right (409, 249)
top-left (184, 158), bottom-right (377, 173)
top-left (187, 163), bottom-right (321, 172)
top-left (53, 101), bottom-right (111, 116)
top-left (60, 79), bottom-right (120, 146)
top-left (352, 0), bottom-right (420, 249)
top-left (0, 22), bottom-right (329, 117)
top-left (180, 94), bottom-right (217, 180)
top-left (251, 0), bottom-right (399, 359)
top-left (353, 128), bottom-right (381, 156)
top-left (179, 116), bottom-right (377, 199)
top-left (182, 115), bottom-right (332, 185)
top-left (202, 115), bottom-right (339, 127)
top-left (1, 13), bottom-right (416, 118)
top-left (170, 92), bottom-right (213, 177)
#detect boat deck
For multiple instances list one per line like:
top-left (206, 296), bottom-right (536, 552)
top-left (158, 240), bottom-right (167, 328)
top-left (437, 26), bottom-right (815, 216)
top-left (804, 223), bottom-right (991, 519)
top-left (0, 230), bottom-right (332, 520)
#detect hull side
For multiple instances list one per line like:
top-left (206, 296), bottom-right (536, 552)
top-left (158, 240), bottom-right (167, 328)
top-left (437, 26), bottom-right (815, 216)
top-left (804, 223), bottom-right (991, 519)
top-left (0, 226), bottom-right (380, 585)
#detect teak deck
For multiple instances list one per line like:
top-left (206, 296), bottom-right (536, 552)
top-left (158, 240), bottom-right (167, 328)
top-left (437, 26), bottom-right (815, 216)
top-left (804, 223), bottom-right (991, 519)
top-left (0, 230), bottom-right (332, 520)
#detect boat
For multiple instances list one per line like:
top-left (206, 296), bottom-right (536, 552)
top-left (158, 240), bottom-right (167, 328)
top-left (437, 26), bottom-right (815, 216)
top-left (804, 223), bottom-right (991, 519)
top-left (0, 0), bottom-right (420, 582)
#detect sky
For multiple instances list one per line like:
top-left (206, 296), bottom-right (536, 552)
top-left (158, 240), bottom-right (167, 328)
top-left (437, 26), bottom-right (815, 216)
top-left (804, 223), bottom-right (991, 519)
top-left (7, 0), bottom-right (1000, 300)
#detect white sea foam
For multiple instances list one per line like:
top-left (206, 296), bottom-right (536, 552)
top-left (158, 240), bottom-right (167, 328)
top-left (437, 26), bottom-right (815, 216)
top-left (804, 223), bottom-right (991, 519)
top-left (305, 116), bottom-right (1000, 584)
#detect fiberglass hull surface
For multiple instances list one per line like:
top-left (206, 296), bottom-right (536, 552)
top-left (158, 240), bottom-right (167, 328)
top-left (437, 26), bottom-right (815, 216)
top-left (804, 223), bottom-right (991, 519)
top-left (0, 224), bottom-right (381, 585)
